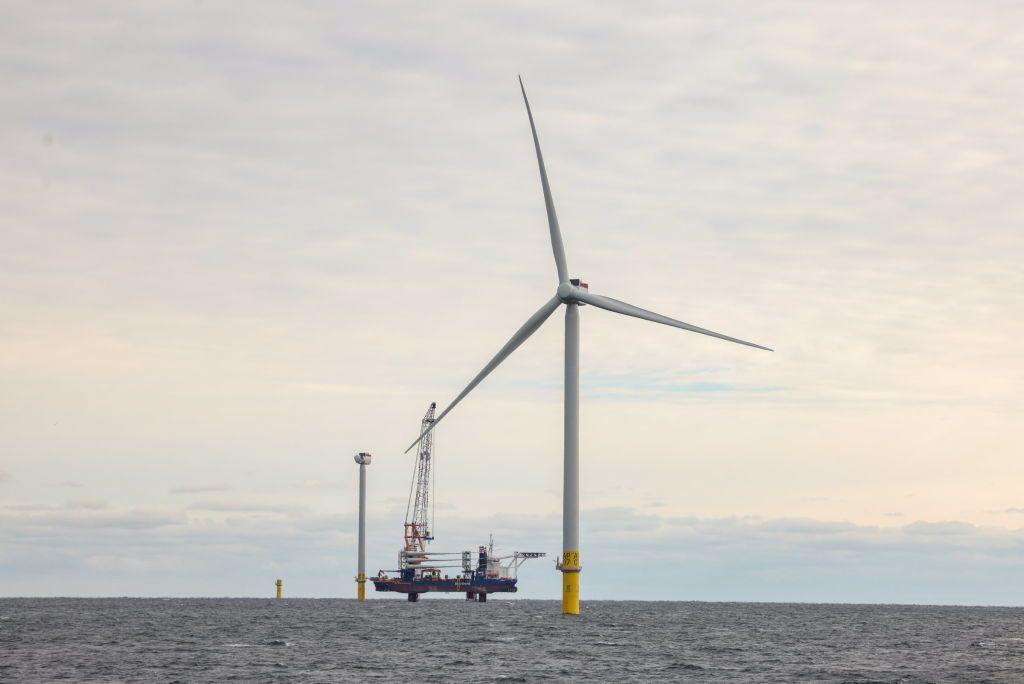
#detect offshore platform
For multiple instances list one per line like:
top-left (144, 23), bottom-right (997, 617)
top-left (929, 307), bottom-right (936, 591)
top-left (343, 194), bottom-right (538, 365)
top-left (372, 403), bottom-right (544, 602)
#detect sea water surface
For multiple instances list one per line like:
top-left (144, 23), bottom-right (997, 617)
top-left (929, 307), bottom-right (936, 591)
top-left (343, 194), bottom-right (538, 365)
top-left (2, 598), bottom-right (1023, 682)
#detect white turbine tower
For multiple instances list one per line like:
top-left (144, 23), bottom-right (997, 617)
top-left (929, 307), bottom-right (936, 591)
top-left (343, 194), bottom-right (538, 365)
top-left (406, 77), bottom-right (771, 615)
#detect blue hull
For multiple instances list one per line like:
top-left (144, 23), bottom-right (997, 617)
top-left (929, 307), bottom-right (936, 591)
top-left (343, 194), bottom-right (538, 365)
top-left (372, 576), bottom-right (517, 595)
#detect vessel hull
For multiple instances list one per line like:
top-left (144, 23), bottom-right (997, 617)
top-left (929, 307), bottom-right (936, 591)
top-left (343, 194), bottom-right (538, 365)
top-left (372, 577), bottom-right (517, 595)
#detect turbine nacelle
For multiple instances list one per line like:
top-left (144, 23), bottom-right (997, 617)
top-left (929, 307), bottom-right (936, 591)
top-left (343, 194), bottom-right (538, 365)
top-left (556, 279), bottom-right (588, 303)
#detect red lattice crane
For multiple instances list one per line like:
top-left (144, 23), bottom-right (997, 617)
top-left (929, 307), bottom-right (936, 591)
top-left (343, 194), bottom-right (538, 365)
top-left (403, 402), bottom-right (436, 559)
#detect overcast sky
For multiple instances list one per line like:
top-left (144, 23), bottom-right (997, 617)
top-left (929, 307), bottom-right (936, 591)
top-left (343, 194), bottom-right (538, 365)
top-left (2, 1), bottom-right (1023, 602)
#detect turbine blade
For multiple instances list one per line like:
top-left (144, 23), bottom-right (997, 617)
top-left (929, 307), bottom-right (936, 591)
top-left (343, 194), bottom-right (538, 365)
top-left (573, 289), bottom-right (773, 351)
top-left (404, 295), bottom-right (563, 453)
top-left (519, 75), bottom-right (569, 284)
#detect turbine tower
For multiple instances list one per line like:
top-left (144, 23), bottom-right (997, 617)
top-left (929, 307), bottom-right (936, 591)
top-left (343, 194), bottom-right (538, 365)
top-left (353, 452), bottom-right (372, 601)
top-left (406, 77), bottom-right (771, 615)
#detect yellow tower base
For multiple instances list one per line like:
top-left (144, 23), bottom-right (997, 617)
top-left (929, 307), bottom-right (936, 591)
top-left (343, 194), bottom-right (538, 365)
top-left (356, 573), bottom-right (366, 602)
top-left (275, 579), bottom-right (283, 599)
top-left (560, 551), bottom-right (580, 615)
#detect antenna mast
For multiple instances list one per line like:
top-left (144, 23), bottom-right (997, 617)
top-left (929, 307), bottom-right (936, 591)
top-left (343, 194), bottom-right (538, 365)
top-left (404, 402), bottom-right (436, 554)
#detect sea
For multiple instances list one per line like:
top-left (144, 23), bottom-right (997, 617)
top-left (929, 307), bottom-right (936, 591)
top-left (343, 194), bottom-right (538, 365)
top-left (2, 598), bottom-right (1023, 682)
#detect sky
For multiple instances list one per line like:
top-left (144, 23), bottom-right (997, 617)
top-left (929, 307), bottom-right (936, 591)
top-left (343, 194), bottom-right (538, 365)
top-left (2, 1), bottom-right (1023, 602)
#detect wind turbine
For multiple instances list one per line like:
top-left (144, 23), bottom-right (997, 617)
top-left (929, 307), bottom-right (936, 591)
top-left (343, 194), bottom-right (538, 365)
top-left (405, 77), bottom-right (771, 615)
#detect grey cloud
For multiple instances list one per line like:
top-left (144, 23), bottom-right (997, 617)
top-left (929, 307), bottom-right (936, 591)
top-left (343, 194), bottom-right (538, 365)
top-left (756, 518), bottom-right (862, 535)
top-left (63, 500), bottom-right (108, 510)
top-left (2, 503), bottom-right (1024, 602)
top-left (188, 500), bottom-right (306, 514)
top-left (3, 503), bottom-right (52, 512)
top-left (575, 509), bottom-right (1024, 561)
top-left (291, 480), bottom-right (343, 490)
top-left (0, 505), bottom-right (185, 531)
top-left (169, 484), bottom-right (233, 494)
top-left (582, 506), bottom-right (663, 532)
top-left (903, 521), bottom-right (979, 537)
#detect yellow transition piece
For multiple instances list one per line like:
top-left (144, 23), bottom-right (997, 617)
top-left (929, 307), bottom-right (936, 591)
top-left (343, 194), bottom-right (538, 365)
top-left (560, 551), bottom-right (580, 615)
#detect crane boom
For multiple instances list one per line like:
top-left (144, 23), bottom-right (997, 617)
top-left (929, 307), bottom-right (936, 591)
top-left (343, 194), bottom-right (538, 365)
top-left (403, 402), bottom-right (436, 555)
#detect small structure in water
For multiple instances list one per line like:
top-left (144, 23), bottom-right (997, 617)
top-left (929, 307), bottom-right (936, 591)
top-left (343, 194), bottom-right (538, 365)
top-left (275, 579), bottom-right (283, 599)
top-left (373, 403), bottom-right (544, 602)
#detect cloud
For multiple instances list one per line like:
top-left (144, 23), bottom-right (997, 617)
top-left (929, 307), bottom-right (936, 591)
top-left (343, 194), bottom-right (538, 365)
top-left (0, 503), bottom-right (184, 532)
top-left (187, 500), bottom-right (305, 514)
top-left (7, 500), bottom-right (1019, 603)
top-left (581, 370), bottom-right (782, 399)
top-left (169, 484), bottom-right (233, 494)
top-left (291, 480), bottom-right (343, 490)
top-left (903, 521), bottom-right (979, 537)
top-left (754, 518), bottom-right (862, 535)
top-left (64, 500), bottom-right (108, 510)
